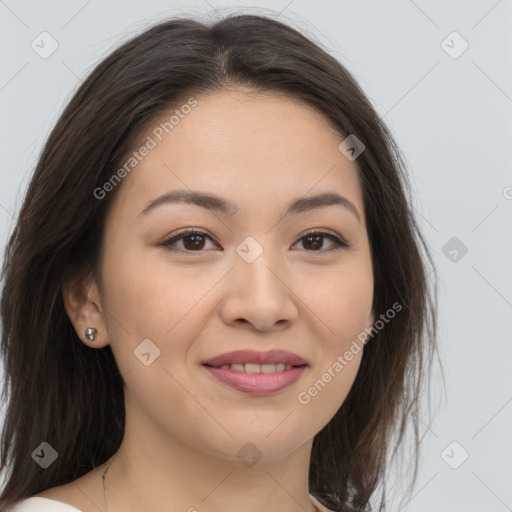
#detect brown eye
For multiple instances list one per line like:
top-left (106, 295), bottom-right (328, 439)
top-left (159, 229), bottom-right (348, 255)
top-left (181, 233), bottom-right (206, 250)
top-left (293, 231), bottom-right (348, 252)
top-left (160, 230), bottom-right (217, 252)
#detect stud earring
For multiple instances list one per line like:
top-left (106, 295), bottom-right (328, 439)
top-left (85, 327), bottom-right (97, 342)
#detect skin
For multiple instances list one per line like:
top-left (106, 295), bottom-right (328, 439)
top-left (38, 87), bottom-right (375, 512)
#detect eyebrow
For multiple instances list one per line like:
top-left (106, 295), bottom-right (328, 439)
top-left (138, 190), bottom-right (361, 222)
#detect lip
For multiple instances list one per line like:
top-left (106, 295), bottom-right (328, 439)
top-left (202, 349), bottom-right (308, 367)
top-left (202, 349), bottom-right (309, 395)
top-left (203, 365), bottom-right (308, 394)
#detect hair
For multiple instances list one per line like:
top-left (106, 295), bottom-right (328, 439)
top-left (0, 11), bottom-right (441, 512)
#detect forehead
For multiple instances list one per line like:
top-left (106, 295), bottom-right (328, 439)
top-left (108, 88), bottom-right (365, 222)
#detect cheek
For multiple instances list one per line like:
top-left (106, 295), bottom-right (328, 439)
top-left (294, 269), bottom-right (370, 428)
top-left (292, 261), bottom-right (372, 414)
top-left (299, 261), bottom-right (373, 342)
top-left (100, 243), bottom-right (202, 334)
top-left (294, 348), bottom-right (362, 441)
top-left (99, 243), bottom-right (220, 379)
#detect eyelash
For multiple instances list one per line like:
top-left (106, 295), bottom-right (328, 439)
top-left (159, 228), bottom-right (349, 254)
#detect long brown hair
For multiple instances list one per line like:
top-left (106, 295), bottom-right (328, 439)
top-left (0, 12), bottom-right (441, 512)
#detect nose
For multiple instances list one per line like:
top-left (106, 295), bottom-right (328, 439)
top-left (219, 246), bottom-right (299, 332)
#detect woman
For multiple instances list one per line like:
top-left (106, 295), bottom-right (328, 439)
top-left (0, 12), bottom-right (439, 512)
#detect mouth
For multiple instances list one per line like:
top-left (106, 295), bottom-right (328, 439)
top-left (202, 364), bottom-right (308, 394)
top-left (201, 349), bottom-right (309, 395)
top-left (202, 348), bottom-right (308, 367)
top-left (204, 362), bottom-right (301, 373)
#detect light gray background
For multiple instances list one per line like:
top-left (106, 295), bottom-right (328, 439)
top-left (1, 1), bottom-right (511, 511)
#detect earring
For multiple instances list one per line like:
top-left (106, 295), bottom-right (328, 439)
top-left (85, 327), bottom-right (97, 342)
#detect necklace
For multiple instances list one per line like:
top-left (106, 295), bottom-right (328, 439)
top-left (101, 453), bottom-right (117, 512)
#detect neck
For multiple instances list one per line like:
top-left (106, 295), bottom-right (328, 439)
top-left (101, 410), bottom-right (319, 512)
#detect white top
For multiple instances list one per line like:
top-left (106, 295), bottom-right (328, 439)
top-left (6, 494), bottom-right (336, 511)
top-left (4, 497), bottom-right (82, 511)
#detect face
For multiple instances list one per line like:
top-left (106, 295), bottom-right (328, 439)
top-left (71, 87), bottom-right (374, 463)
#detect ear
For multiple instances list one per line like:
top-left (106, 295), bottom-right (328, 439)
top-left (62, 271), bottom-right (109, 348)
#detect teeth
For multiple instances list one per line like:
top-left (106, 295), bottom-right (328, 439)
top-left (261, 363), bottom-right (277, 373)
top-left (216, 363), bottom-right (294, 373)
top-left (245, 363), bottom-right (261, 374)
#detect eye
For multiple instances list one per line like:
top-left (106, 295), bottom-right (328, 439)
top-left (292, 230), bottom-right (349, 253)
top-left (159, 229), bottom-right (218, 253)
top-left (159, 229), bottom-right (349, 254)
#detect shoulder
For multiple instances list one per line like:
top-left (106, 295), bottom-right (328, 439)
top-left (4, 496), bottom-right (83, 511)
top-left (309, 493), bottom-right (338, 512)
top-left (10, 465), bottom-right (106, 512)
top-left (5, 469), bottom-right (102, 512)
